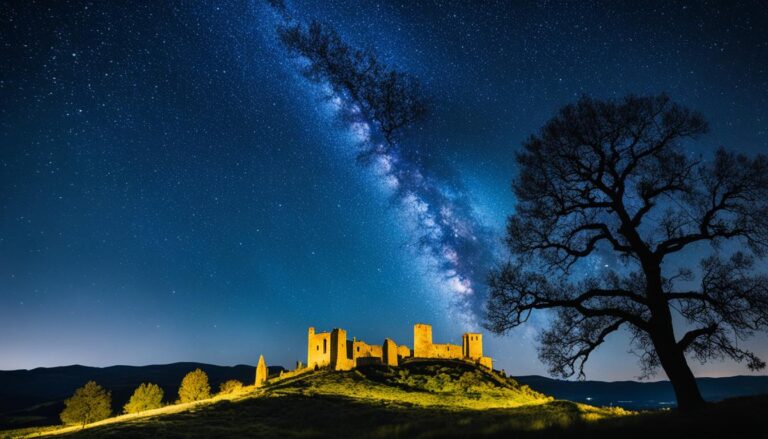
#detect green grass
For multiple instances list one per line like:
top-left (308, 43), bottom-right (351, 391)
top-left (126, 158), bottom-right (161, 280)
top-left (267, 360), bottom-right (554, 409)
top-left (2, 361), bottom-right (765, 438)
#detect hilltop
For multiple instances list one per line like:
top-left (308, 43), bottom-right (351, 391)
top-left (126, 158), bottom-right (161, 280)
top-left (266, 359), bottom-right (553, 409)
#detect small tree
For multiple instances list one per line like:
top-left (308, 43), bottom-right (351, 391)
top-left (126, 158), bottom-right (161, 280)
top-left (218, 379), bottom-right (243, 395)
top-left (178, 368), bottom-right (210, 403)
top-left (123, 383), bottom-right (164, 414)
top-left (60, 381), bottom-right (111, 428)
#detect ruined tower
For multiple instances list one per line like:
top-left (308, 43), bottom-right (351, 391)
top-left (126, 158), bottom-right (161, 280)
top-left (462, 333), bottom-right (483, 360)
top-left (307, 326), bottom-right (332, 369)
top-left (413, 323), bottom-right (433, 357)
top-left (330, 328), bottom-right (354, 370)
top-left (383, 338), bottom-right (398, 366)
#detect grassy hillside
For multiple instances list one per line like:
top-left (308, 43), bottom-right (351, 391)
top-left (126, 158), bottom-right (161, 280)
top-left (0, 363), bottom-right (283, 430)
top-left (2, 360), bottom-right (630, 438)
top-left (267, 360), bottom-right (554, 409)
top-left (2, 360), bottom-right (765, 438)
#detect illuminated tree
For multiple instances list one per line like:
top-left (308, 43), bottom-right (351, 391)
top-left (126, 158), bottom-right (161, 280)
top-left (218, 379), bottom-right (244, 395)
top-left (60, 381), bottom-right (111, 428)
top-left (486, 94), bottom-right (768, 411)
top-left (178, 368), bottom-right (211, 403)
top-left (123, 383), bottom-right (164, 414)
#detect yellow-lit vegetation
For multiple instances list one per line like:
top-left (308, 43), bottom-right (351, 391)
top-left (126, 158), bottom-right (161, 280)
top-left (177, 369), bottom-right (210, 403)
top-left (123, 383), bottom-right (164, 414)
top-left (58, 381), bottom-right (111, 428)
top-left (3, 362), bottom-right (764, 438)
top-left (2, 361), bottom-right (627, 438)
top-left (217, 379), bottom-right (244, 395)
top-left (268, 360), bottom-right (552, 409)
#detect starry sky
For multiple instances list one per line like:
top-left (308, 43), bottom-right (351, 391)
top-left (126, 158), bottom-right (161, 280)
top-left (1, 0), bottom-right (767, 380)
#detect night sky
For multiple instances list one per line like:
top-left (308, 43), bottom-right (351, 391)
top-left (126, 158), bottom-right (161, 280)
top-left (1, 1), bottom-right (767, 380)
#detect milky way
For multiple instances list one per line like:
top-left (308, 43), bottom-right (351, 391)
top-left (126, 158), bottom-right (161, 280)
top-left (267, 3), bottom-right (499, 328)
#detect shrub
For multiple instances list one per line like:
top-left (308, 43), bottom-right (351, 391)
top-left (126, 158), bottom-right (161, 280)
top-left (60, 381), bottom-right (111, 427)
top-left (178, 368), bottom-right (211, 403)
top-left (124, 383), bottom-right (164, 413)
top-left (219, 379), bottom-right (244, 395)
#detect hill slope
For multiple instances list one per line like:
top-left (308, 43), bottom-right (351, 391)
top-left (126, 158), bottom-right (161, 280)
top-left (267, 360), bottom-right (554, 409)
top-left (3, 361), bottom-right (767, 438)
top-left (0, 362), bottom-right (283, 430)
top-left (2, 361), bottom-right (629, 438)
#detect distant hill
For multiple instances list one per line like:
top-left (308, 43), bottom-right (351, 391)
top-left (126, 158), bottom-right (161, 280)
top-left (513, 375), bottom-right (768, 409)
top-left (0, 362), bottom-right (284, 430)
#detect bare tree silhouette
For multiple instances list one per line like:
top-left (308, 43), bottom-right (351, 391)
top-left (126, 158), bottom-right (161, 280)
top-left (486, 94), bottom-right (768, 411)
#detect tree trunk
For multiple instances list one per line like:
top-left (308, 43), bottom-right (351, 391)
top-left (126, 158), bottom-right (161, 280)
top-left (644, 260), bottom-right (706, 411)
top-left (652, 332), bottom-right (706, 411)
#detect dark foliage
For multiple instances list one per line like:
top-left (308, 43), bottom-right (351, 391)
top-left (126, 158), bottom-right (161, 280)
top-left (276, 20), bottom-right (427, 145)
top-left (486, 94), bottom-right (768, 410)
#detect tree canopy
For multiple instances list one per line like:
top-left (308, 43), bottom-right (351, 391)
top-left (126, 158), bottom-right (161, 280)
top-left (219, 379), bottom-right (244, 395)
top-left (485, 94), bottom-right (768, 410)
top-left (178, 368), bottom-right (211, 403)
top-left (60, 381), bottom-right (111, 427)
top-left (123, 382), bottom-right (164, 414)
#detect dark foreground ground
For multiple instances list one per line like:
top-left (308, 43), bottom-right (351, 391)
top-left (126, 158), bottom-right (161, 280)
top-left (7, 394), bottom-right (762, 439)
top-left (3, 362), bottom-right (766, 439)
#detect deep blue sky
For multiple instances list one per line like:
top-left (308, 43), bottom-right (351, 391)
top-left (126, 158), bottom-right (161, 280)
top-left (1, 0), bottom-right (766, 380)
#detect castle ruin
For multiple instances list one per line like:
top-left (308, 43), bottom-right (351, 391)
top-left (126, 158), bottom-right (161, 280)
top-left (306, 323), bottom-right (493, 371)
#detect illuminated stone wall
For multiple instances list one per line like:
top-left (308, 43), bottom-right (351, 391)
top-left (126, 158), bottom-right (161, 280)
top-left (383, 338), bottom-right (398, 366)
top-left (413, 323), bottom-right (434, 357)
top-left (305, 323), bottom-right (493, 371)
top-left (430, 343), bottom-right (463, 359)
top-left (307, 327), bottom-right (332, 369)
top-left (462, 333), bottom-right (483, 359)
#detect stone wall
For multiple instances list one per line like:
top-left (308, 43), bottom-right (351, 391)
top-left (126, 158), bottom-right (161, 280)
top-left (413, 323), bottom-right (434, 357)
top-left (307, 327), bottom-right (332, 369)
top-left (431, 343), bottom-right (463, 359)
top-left (383, 338), bottom-right (398, 366)
top-left (305, 323), bottom-right (493, 372)
top-left (462, 333), bottom-right (483, 360)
